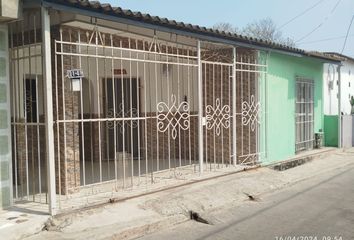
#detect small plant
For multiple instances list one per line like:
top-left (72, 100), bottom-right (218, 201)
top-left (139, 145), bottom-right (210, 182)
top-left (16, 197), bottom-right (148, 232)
top-left (350, 96), bottom-right (354, 115)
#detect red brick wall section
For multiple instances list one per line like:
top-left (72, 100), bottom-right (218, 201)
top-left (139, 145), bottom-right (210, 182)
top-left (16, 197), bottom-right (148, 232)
top-left (52, 27), bottom-right (81, 194)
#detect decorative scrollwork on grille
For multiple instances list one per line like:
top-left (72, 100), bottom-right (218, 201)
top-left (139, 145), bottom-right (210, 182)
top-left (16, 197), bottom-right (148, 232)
top-left (241, 95), bottom-right (260, 132)
top-left (157, 94), bottom-right (190, 140)
top-left (107, 103), bottom-right (139, 132)
top-left (205, 98), bottom-right (231, 136)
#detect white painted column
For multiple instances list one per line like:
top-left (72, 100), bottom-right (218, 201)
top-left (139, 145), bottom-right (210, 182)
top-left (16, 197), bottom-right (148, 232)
top-left (232, 47), bottom-right (237, 166)
top-left (197, 41), bottom-right (204, 174)
top-left (337, 64), bottom-right (342, 148)
top-left (41, 7), bottom-right (56, 215)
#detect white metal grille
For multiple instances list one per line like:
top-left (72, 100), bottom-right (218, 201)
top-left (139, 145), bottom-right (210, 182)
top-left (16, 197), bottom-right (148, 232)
top-left (295, 77), bottom-right (315, 152)
top-left (202, 60), bottom-right (233, 169)
top-left (205, 98), bottom-right (231, 136)
top-left (157, 94), bottom-right (190, 140)
top-left (9, 11), bottom-right (48, 203)
top-left (52, 25), bottom-right (202, 207)
top-left (201, 44), bottom-right (267, 168)
top-left (9, 16), bottom-right (269, 212)
top-left (235, 51), bottom-right (267, 166)
top-left (242, 95), bottom-right (261, 132)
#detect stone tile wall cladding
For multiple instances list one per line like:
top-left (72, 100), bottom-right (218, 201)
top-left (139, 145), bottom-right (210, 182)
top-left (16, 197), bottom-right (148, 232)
top-left (14, 25), bottom-right (258, 196)
top-left (12, 120), bottom-right (47, 198)
top-left (52, 27), bottom-right (81, 194)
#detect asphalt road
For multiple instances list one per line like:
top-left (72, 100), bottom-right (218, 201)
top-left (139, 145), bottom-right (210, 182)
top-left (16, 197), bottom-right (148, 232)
top-left (138, 165), bottom-right (354, 240)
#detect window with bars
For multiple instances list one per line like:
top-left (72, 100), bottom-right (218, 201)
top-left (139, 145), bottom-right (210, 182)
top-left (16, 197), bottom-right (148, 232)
top-left (295, 77), bottom-right (314, 152)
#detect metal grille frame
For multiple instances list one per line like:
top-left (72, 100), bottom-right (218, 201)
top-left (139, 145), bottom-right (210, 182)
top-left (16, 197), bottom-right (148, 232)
top-left (8, 15), bottom-right (269, 212)
top-left (9, 10), bottom-right (49, 204)
top-left (295, 77), bottom-right (315, 152)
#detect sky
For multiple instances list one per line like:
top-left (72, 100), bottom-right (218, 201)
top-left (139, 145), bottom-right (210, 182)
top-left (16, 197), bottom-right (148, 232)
top-left (104, 0), bottom-right (354, 58)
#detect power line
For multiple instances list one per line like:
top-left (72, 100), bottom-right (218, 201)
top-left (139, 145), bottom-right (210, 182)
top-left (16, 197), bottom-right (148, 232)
top-left (296, 23), bottom-right (324, 43)
top-left (298, 34), bottom-right (354, 45)
top-left (278, 0), bottom-right (327, 30)
top-left (341, 14), bottom-right (354, 53)
top-left (295, 0), bottom-right (342, 43)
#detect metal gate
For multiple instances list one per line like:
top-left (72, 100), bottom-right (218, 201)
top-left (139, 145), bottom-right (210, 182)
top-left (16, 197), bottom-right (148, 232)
top-left (9, 10), bottom-right (49, 203)
top-left (201, 44), bottom-right (234, 170)
top-left (200, 43), bottom-right (267, 168)
top-left (295, 77), bottom-right (314, 152)
top-left (53, 25), bottom-right (201, 205)
top-left (235, 49), bottom-right (267, 165)
top-left (9, 17), bottom-right (267, 209)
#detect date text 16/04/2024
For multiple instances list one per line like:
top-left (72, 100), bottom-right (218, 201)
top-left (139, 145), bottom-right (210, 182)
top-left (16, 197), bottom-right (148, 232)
top-left (275, 236), bottom-right (343, 240)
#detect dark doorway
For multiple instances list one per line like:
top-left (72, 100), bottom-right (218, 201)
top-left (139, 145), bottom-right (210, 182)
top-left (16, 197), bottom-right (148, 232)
top-left (105, 78), bottom-right (140, 159)
top-left (25, 78), bottom-right (37, 123)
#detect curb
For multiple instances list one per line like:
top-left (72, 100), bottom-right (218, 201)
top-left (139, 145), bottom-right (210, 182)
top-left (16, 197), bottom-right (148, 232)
top-left (105, 214), bottom-right (188, 240)
top-left (106, 159), bottom-right (354, 240)
top-left (54, 165), bottom-right (259, 218)
top-left (21, 148), bottom-right (354, 240)
top-left (265, 148), bottom-right (338, 171)
top-left (3, 216), bottom-right (50, 240)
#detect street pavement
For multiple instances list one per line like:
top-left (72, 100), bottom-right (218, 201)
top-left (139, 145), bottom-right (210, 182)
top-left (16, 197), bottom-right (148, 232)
top-left (139, 163), bottom-right (354, 240)
top-left (20, 148), bottom-right (354, 240)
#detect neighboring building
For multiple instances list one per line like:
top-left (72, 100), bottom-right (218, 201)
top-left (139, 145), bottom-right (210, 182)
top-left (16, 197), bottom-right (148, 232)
top-left (0, 0), bottom-right (340, 214)
top-left (323, 52), bottom-right (354, 147)
top-left (266, 52), bottom-right (326, 163)
top-left (323, 53), bottom-right (354, 115)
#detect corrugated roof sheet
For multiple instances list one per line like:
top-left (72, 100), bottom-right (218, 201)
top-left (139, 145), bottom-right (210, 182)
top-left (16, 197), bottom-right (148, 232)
top-left (323, 52), bottom-right (354, 63)
top-left (42, 0), bottom-right (341, 62)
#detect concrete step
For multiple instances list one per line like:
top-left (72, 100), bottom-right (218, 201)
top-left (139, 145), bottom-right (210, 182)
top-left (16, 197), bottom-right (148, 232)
top-left (268, 147), bottom-right (338, 171)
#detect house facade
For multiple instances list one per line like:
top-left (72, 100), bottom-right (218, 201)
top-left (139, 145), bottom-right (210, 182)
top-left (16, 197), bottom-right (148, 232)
top-left (323, 53), bottom-right (354, 147)
top-left (266, 52), bottom-right (325, 163)
top-left (0, 0), bottom-right (340, 214)
top-left (324, 53), bottom-right (354, 115)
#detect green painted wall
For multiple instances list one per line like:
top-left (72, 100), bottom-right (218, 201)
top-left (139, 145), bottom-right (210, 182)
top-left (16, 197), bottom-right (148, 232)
top-left (265, 52), bottom-right (324, 164)
top-left (324, 115), bottom-right (338, 147)
top-left (0, 24), bottom-right (11, 209)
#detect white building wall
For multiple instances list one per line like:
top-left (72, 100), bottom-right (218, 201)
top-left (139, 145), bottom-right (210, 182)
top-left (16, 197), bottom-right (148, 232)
top-left (324, 60), bottom-right (354, 115)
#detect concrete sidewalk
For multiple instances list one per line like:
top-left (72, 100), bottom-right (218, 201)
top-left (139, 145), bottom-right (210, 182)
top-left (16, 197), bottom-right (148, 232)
top-left (140, 153), bottom-right (354, 240)
top-left (3, 148), bottom-right (354, 240)
top-left (0, 202), bottom-right (49, 240)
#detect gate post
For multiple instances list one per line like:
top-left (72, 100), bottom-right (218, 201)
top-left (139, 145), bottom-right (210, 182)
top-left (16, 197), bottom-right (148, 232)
top-left (337, 64), bottom-right (342, 148)
top-left (197, 41), bottom-right (204, 174)
top-left (41, 7), bottom-right (56, 215)
top-left (232, 47), bottom-right (237, 166)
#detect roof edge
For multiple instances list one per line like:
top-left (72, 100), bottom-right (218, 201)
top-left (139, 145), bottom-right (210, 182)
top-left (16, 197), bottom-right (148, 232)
top-left (36, 0), bottom-right (341, 63)
top-left (323, 52), bottom-right (354, 63)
